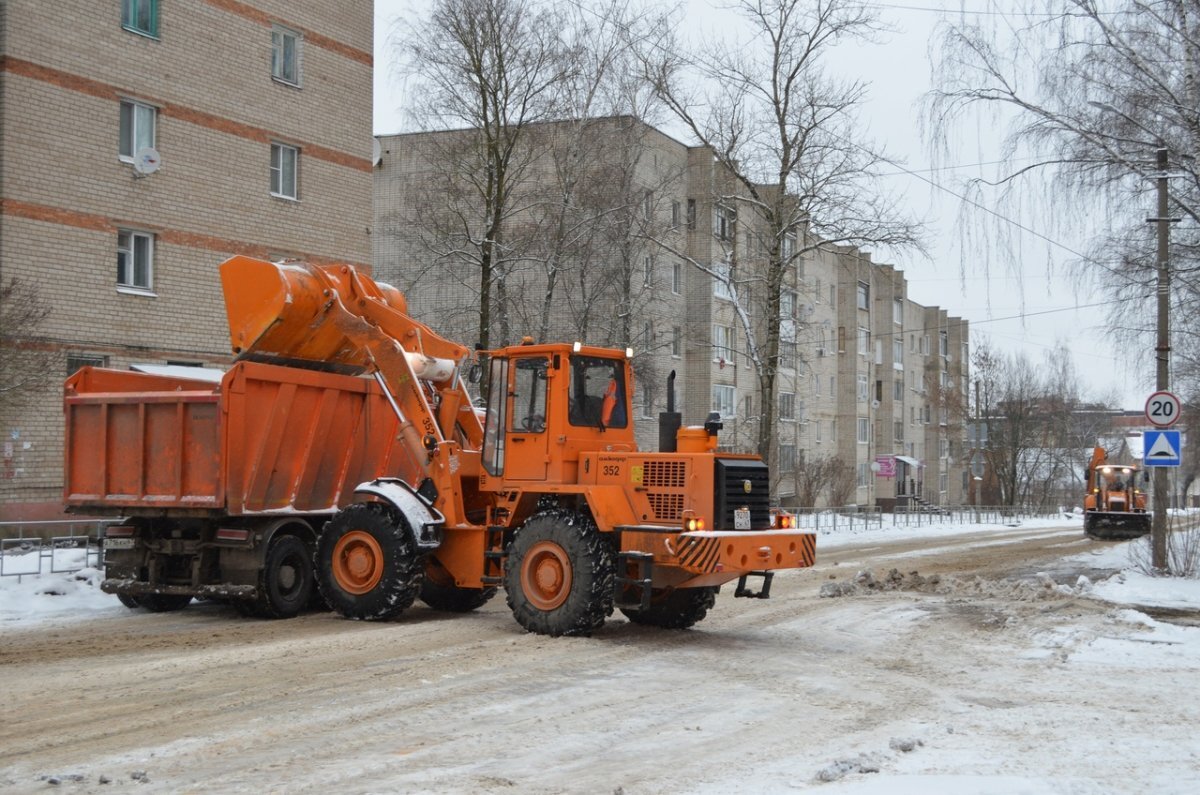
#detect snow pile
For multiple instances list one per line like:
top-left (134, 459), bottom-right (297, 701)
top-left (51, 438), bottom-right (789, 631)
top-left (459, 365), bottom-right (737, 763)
top-left (0, 547), bottom-right (121, 622)
top-left (820, 567), bottom-right (1087, 602)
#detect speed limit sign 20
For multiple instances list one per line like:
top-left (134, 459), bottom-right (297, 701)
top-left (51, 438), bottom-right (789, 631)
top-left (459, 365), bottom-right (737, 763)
top-left (1146, 391), bottom-right (1181, 427)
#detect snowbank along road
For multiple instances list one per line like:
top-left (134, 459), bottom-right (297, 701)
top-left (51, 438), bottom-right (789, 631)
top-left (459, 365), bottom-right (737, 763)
top-left (2, 521), bottom-right (1198, 793)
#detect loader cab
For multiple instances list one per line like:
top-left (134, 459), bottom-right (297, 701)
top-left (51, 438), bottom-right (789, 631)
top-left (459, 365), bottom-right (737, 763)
top-left (481, 343), bottom-right (634, 487)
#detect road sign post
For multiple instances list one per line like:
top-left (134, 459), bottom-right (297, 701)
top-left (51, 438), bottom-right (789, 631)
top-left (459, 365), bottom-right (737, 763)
top-left (1145, 391), bottom-right (1181, 428)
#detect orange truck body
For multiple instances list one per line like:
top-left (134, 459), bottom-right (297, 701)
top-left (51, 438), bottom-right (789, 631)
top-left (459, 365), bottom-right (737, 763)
top-left (70, 255), bottom-right (816, 633)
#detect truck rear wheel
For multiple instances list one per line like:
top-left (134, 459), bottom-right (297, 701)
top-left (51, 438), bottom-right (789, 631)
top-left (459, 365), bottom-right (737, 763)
top-left (620, 587), bottom-right (717, 630)
top-left (504, 511), bottom-right (614, 637)
top-left (317, 503), bottom-right (423, 621)
top-left (420, 562), bottom-right (497, 612)
top-left (238, 534), bottom-right (314, 619)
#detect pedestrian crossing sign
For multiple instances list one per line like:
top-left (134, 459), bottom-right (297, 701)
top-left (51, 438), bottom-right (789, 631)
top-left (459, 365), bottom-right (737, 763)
top-left (1143, 429), bottom-right (1182, 467)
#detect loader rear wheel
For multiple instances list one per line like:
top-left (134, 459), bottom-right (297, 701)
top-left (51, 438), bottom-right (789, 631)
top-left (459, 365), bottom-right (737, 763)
top-left (138, 593), bottom-right (192, 612)
top-left (238, 535), bottom-right (314, 619)
top-left (419, 562), bottom-right (497, 612)
top-left (116, 593), bottom-right (142, 610)
top-left (505, 511), bottom-right (614, 637)
top-left (317, 503), bottom-right (423, 621)
top-left (620, 586), bottom-right (718, 630)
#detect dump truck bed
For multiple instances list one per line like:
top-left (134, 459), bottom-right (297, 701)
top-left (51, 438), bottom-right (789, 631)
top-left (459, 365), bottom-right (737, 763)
top-left (64, 361), bottom-right (418, 515)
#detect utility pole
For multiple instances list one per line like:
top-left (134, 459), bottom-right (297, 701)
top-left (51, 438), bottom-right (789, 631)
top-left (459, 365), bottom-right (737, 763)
top-left (1150, 147), bottom-right (1174, 571)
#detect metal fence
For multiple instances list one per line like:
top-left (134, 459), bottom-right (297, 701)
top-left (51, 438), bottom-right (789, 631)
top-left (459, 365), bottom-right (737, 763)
top-left (0, 520), bottom-right (113, 580)
top-left (781, 504), bottom-right (1065, 533)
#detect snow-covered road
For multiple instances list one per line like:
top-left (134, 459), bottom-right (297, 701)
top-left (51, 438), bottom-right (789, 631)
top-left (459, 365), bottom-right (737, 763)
top-left (2, 520), bottom-right (1199, 793)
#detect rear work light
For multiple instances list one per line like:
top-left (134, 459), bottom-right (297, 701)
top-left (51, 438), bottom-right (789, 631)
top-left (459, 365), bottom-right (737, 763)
top-left (685, 517), bottom-right (706, 531)
top-left (772, 512), bottom-right (796, 529)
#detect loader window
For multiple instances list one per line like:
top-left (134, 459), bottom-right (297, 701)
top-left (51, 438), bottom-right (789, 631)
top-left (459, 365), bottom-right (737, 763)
top-left (568, 356), bottom-right (627, 429)
top-left (509, 358), bottom-right (548, 433)
top-left (482, 358), bottom-right (509, 476)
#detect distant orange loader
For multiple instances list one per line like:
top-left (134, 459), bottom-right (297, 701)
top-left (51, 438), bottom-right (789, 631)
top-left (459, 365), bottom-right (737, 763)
top-left (1083, 446), bottom-right (1150, 540)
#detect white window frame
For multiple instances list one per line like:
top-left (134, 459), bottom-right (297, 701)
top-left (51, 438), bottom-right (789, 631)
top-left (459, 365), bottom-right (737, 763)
top-left (857, 373), bottom-right (868, 400)
top-left (781, 289), bottom-right (797, 319)
top-left (122, 0), bottom-right (159, 38)
top-left (119, 99), bottom-right (156, 162)
top-left (712, 324), bottom-right (734, 362)
top-left (117, 229), bottom-right (155, 294)
top-left (712, 260), bottom-right (733, 300)
top-left (712, 385), bottom-right (736, 419)
top-left (893, 337), bottom-right (904, 368)
top-left (857, 280), bottom-right (869, 310)
top-left (271, 25), bottom-right (302, 86)
top-left (779, 444), bottom-right (796, 472)
top-left (270, 142), bottom-right (299, 200)
top-left (857, 417), bottom-right (870, 444)
top-left (893, 297), bottom-right (903, 325)
top-left (857, 326), bottom-right (870, 356)
top-left (715, 205), bottom-right (734, 241)
top-left (779, 392), bottom-right (795, 420)
top-left (672, 261), bottom-right (682, 294)
top-left (779, 341), bottom-right (796, 371)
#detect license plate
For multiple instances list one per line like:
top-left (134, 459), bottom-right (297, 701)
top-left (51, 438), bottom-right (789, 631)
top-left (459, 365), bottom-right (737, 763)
top-left (104, 538), bottom-right (135, 549)
top-left (734, 508), bottom-right (751, 530)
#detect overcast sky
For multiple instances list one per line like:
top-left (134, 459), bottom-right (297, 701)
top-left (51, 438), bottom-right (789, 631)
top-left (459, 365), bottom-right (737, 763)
top-left (372, 0), bottom-right (1151, 411)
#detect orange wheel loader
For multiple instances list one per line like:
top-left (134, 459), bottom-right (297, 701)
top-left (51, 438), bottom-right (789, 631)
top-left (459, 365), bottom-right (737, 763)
top-left (1083, 446), bottom-right (1150, 540)
top-left (67, 256), bottom-right (816, 635)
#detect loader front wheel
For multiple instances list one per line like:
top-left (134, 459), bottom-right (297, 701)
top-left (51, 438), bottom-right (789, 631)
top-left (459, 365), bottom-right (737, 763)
top-left (620, 586), bottom-right (718, 630)
top-left (317, 503), bottom-right (423, 621)
top-left (505, 511), bottom-right (614, 637)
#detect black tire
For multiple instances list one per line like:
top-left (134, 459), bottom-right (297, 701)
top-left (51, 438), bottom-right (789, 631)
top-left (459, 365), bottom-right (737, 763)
top-left (238, 535), bottom-right (314, 619)
top-left (316, 503), bottom-right (424, 621)
top-left (620, 587), bottom-right (718, 629)
top-left (116, 593), bottom-right (142, 609)
top-left (504, 510), bottom-right (614, 637)
top-left (420, 562), bottom-right (497, 612)
top-left (138, 593), bottom-right (192, 612)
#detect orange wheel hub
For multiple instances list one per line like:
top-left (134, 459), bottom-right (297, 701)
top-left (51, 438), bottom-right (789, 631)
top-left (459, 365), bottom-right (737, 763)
top-left (521, 540), bottom-right (573, 611)
top-left (331, 530), bottom-right (384, 595)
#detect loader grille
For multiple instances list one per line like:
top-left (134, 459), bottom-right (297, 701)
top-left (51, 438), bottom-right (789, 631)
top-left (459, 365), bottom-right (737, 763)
top-left (714, 459), bottom-right (771, 530)
top-left (647, 492), bottom-right (684, 521)
top-left (643, 460), bottom-right (686, 488)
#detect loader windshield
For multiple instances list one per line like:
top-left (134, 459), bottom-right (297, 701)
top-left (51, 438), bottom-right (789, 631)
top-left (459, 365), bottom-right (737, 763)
top-left (568, 356), bottom-right (626, 429)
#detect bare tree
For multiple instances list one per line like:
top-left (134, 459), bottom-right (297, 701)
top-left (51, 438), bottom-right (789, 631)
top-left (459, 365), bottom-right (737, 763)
top-left (397, 0), bottom-right (575, 349)
top-left (646, 0), bottom-right (923, 459)
top-left (0, 278), bottom-right (55, 411)
top-left (824, 456), bottom-right (857, 507)
top-left (926, 0), bottom-right (1200, 398)
top-left (786, 453), bottom-right (849, 507)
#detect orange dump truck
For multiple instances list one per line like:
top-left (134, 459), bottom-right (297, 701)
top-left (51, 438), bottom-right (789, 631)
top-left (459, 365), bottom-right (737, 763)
top-left (66, 256), bottom-right (816, 634)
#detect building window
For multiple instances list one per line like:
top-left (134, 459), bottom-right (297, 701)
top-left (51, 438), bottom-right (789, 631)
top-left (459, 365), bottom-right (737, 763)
top-left (671, 200), bottom-right (681, 227)
top-left (894, 420), bottom-right (904, 442)
top-left (712, 385), bottom-right (736, 419)
top-left (893, 378), bottom-right (903, 400)
top-left (641, 382), bottom-right (654, 419)
top-left (671, 326), bottom-right (682, 357)
top-left (857, 417), bottom-right (870, 444)
top-left (857, 462), bottom-right (870, 488)
top-left (122, 0), bottom-right (159, 38)
top-left (117, 230), bottom-right (154, 292)
top-left (643, 191), bottom-right (654, 220)
top-left (643, 256), bottom-right (653, 287)
top-left (119, 100), bottom-right (156, 161)
top-left (780, 341), bottom-right (796, 370)
top-left (712, 260), bottom-right (733, 300)
top-left (779, 444), bottom-right (796, 472)
top-left (272, 26), bottom-right (302, 86)
top-left (893, 297), bottom-right (903, 325)
top-left (829, 284), bottom-right (836, 305)
top-left (780, 392), bottom-right (795, 420)
top-left (856, 373), bottom-right (868, 400)
top-left (713, 324), bottom-right (734, 363)
top-left (686, 199), bottom-right (696, 229)
top-left (671, 261), bottom-right (682, 294)
top-left (940, 329), bottom-right (950, 357)
top-left (857, 327), bottom-right (870, 355)
top-left (270, 142), bottom-right (299, 199)
top-left (939, 471), bottom-right (949, 493)
top-left (921, 334), bottom-right (930, 356)
top-left (781, 289), bottom-right (796, 319)
top-left (893, 337), bottom-right (903, 367)
top-left (857, 280), bottom-right (869, 310)
top-left (715, 205), bottom-right (734, 241)
top-left (67, 354), bottom-right (109, 376)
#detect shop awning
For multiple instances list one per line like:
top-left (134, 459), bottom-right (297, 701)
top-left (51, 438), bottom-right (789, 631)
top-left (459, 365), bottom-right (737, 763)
top-left (894, 455), bottom-right (923, 468)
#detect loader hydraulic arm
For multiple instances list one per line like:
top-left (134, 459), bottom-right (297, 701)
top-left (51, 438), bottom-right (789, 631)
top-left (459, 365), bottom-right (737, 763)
top-left (219, 256), bottom-right (483, 525)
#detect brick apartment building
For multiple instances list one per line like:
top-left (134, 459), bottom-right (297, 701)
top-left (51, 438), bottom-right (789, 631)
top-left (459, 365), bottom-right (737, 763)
top-left (374, 117), bottom-right (970, 508)
top-left (0, 1), bottom-right (373, 519)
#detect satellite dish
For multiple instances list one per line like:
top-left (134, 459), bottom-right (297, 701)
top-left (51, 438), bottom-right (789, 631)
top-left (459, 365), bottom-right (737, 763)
top-left (372, 138), bottom-right (382, 167)
top-left (133, 147), bottom-right (161, 175)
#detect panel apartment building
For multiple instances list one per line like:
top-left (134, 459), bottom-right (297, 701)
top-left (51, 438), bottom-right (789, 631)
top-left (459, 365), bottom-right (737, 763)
top-left (0, 1), bottom-right (373, 519)
top-left (373, 116), bottom-right (969, 508)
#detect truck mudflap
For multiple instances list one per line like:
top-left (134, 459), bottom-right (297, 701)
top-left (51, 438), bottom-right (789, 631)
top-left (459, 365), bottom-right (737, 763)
top-left (619, 527), bottom-right (816, 590)
top-left (101, 579), bottom-right (256, 599)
